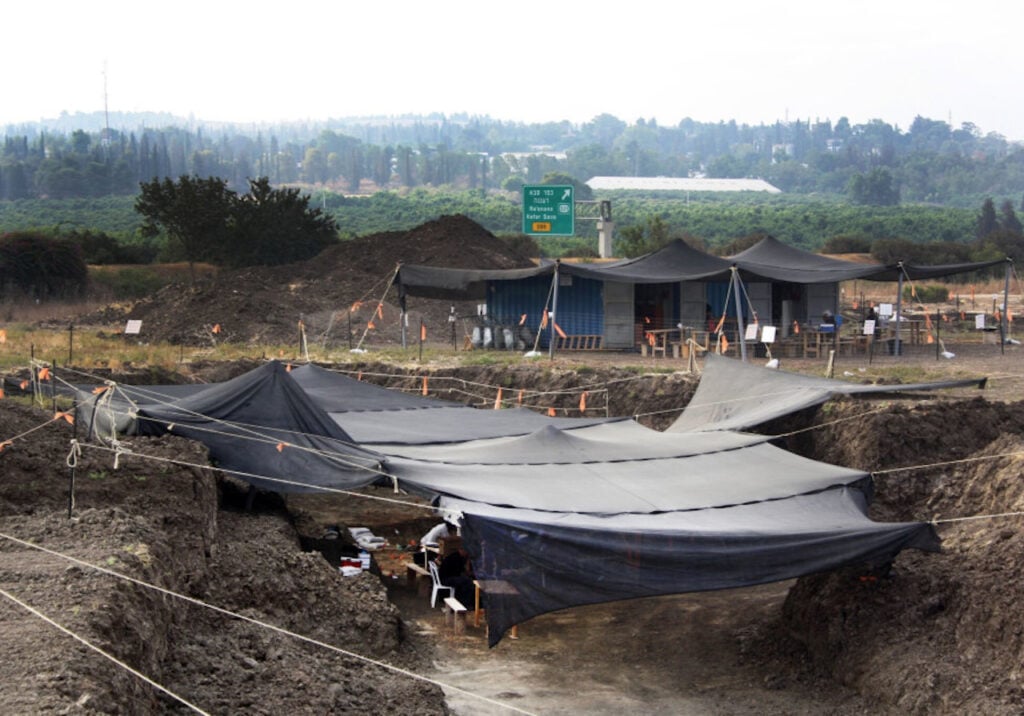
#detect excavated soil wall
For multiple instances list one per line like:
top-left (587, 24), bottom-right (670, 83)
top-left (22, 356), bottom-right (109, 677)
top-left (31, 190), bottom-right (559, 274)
top-left (4, 360), bottom-right (1024, 713)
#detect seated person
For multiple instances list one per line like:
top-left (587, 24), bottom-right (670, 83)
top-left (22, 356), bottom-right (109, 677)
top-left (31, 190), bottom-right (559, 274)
top-left (415, 520), bottom-right (456, 566)
top-left (438, 546), bottom-right (475, 606)
top-left (819, 310), bottom-right (835, 333)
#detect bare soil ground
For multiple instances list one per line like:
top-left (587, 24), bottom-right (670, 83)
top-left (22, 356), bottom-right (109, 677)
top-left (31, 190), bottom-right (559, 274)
top-left (4, 214), bottom-right (1024, 713)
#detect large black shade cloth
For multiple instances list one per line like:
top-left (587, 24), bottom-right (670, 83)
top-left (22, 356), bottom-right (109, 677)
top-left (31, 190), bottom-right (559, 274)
top-left (70, 359), bottom-right (962, 645)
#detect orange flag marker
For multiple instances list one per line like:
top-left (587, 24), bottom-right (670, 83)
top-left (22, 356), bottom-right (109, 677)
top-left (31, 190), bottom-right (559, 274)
top-left (547, 407), bottom-right (556, 417)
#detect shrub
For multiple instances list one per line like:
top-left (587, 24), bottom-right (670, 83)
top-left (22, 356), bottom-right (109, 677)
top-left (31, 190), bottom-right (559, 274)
top-left (0, 231), bottom-right (88, 299)
top-left (904, 284), bottom-right (949, 303)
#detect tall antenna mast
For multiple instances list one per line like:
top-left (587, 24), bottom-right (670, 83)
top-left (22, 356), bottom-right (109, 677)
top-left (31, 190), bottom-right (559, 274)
top-left (102, 60), bottom-right (110, 147)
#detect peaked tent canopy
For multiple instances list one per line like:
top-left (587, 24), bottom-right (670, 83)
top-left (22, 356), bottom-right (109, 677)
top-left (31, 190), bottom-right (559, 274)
top-left (557, 239), bottom-right (734, 283)
top-left (730, 235), bottom-right (887, 283)
top-left (732, 235), bottom-right (1008, 283)
top-left (396, 235), bottom-right (1009, 300)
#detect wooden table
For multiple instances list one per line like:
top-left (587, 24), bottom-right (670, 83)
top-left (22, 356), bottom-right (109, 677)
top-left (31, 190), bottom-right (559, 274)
top-left (640, 328), bottom-right (679, 358)
top-left (474, 579), bottom-right (519, 639)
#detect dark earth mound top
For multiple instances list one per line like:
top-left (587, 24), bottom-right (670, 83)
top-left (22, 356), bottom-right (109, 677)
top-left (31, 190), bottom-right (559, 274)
top-left (123, 214), bottom-right (533, 346)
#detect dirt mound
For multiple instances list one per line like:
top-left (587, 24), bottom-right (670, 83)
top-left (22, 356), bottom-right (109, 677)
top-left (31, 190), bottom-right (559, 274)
top-left (773, 398), bottom-right (1024, 714)
top-left (123, 214), bottom-right (532, 347)
top-left (0, 399), bottom-right (445, 714)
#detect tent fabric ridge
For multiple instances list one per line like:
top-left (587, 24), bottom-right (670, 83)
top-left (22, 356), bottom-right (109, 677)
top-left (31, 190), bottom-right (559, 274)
top-left (427, 478), bottom-right (873, 517)
top-left (375, 440), bottom-right (776, 466)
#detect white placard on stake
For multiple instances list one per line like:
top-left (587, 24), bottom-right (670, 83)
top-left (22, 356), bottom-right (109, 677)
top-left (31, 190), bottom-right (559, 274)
top-left (125, 320), bottom-right (142, 335)
top-left (975, 313), bottom-right (986, 330)
top-left (878, 303), bottom-right (893, 317)
top-left (761, 326), bottom-right (777, 343)
top-left (863, 319), bottom-right (875, 336)
top-left (744, 323), bottom-right (760, 341)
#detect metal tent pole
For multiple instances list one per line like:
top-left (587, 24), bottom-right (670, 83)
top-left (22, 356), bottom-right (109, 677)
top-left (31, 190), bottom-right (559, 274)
top-left (731, 267), bottom-right (747, 362)
top-left (549, 261), bottom-right (561, 360)
top-left (1001, 258), bottom-right (1012, 353)
top-left (894, 264), bottom-right (904, 358)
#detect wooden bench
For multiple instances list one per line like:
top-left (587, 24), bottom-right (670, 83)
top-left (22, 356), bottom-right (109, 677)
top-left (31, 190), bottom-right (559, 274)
top-left (637, 340), bottom-right (667, 358)
top-left (556, 335), bottom-right (603, 351)
top-left (443, 596), bottom-right (468, 633)
top-left (405, 562), bottom-right (431, 597)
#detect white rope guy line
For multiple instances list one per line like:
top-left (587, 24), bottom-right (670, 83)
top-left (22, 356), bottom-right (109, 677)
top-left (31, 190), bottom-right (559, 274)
top-left (0, 586), bottom-right (210, 715)
top-left (770, 405), bottom-right (892, 438)
top-left (109, 410), bottom-right (390, 478)
top-left (933, 510), bottom-right (1024, 525)
top-left (0, 411), bottom-right (71, 448)
top-left (353, 264), bottom-right (401, 352)
top-left (0, 531), bottom-right (538, 716)
top-left (333, 366), bottom-right (621, 400)
top-left (73, 441), bottom-right (438, 514)
top-left (872, 448), bottom-right (1024, 477)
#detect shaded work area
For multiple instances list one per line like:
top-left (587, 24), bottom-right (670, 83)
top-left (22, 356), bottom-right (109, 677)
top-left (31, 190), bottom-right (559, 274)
top-left (396, 235), bottom-right (1010, 361)
top-left (70, 357), bottom-right (984, 645)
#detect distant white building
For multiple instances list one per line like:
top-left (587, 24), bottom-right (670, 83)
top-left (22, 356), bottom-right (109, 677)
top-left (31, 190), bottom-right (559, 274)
top-left (585, 176), bottom-right (781, 193)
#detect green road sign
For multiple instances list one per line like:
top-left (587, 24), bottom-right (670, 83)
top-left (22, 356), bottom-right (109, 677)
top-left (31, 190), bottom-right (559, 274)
top-left (522, 185), bottom-right (574, 236)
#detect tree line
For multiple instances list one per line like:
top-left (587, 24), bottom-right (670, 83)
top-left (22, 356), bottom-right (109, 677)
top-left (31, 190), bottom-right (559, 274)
top-left (2, 112), bottom-right (1023, 206)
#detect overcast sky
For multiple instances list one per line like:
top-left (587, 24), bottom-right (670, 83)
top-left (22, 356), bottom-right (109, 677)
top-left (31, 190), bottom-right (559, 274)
top-left (5, 1), bottom-right (1022, 140)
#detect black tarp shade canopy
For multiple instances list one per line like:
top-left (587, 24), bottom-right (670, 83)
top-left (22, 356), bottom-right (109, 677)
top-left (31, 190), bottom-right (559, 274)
top-left (396, 235), bottom-right (1009, 300)
top-left (73, 359), bottom-right (953, 645)
top-left (730, 235), bottom-right (1008, 283)
top-left (669, 353), bottom-right (987, 433)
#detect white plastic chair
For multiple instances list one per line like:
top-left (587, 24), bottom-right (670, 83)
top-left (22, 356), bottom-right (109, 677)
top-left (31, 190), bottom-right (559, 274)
top-left (428, 560), bottom-right (454, 608)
